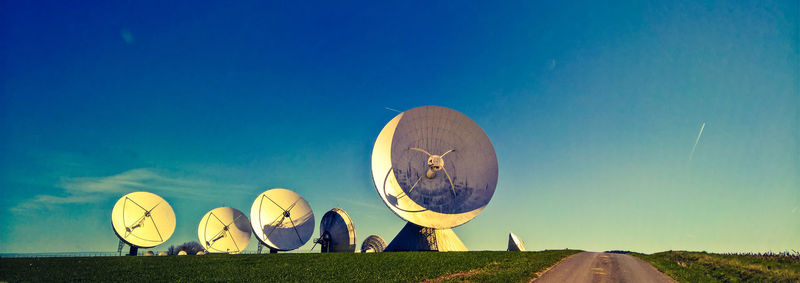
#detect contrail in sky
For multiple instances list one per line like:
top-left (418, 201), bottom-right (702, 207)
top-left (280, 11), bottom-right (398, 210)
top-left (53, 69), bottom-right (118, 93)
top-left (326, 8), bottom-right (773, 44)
top-left (689, 122), bottom-right (706, 161)
top-left (385, 107), bottom-right (402, 113)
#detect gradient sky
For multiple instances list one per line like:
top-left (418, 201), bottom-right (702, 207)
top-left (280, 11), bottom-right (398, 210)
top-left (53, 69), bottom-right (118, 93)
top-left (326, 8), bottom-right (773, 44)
top-left (1, 1), bottom-right (797, 254)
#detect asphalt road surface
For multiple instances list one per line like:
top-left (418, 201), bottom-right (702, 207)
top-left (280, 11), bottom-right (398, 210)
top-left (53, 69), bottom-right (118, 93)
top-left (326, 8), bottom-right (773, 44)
top-left (534, 252), bottom-right (676, 283)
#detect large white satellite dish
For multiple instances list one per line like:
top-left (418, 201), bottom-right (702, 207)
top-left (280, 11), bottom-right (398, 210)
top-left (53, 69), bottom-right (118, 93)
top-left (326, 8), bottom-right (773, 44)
top-left (507, 232), bottom-right (526, 251)
top-left (360, 235), bottom-right (386, 253)
top-left (111, 191), bottom-right (176, 256)
top-left (312, 208), bottom-right (356, 253)
top-left (249, 188), bottom-right (314, 253)
top-left (371, 106), bottom-right (498, 251)
top-left (198, 207), bottom-right (251, 254)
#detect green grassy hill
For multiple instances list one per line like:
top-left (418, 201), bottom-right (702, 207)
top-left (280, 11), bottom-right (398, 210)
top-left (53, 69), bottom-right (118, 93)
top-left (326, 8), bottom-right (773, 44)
top-left (634, 251), bottom-right (800, 283)
top-left (0, 250), bottom-right (579, 282)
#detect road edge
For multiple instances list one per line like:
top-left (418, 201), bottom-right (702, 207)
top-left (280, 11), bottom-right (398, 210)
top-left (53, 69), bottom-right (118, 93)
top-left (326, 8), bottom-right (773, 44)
top-left (529, 252), bottom-right (585, 282)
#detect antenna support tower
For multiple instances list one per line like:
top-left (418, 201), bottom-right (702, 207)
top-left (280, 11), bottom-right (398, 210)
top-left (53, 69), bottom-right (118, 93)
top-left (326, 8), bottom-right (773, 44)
top-left (115, 237), bottom-right (140, 256)
top-left (384, 222), bottom-right (466, 252)
top-left (314, 231), bottom-right (333, 253)
top-left (117, 239), bottom-right (125, 256)
top-left (256, 243), bottom-right (279, 254)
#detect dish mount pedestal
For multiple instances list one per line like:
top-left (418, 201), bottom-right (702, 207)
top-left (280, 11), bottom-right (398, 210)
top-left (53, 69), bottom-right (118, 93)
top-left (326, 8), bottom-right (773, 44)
top-left (257, 242), bottom-right (280, 254)
top-left (117, 239), bottom-right (139, 256)
top-left (128, 246), bottom-right (138, 256)
top-left (385, 222), bottom-right (467, 252)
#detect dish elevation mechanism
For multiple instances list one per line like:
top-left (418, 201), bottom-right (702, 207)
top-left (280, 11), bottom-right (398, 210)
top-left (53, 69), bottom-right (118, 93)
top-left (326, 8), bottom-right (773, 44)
top-left (371, 106), bottom-right (499, 251)
top-left (111, 191), bottom-right (176, 256)
top-left (312, 208), bottom-right (356, 253)
top-left (250, 188), bottom-right (315, 253)
top-left (198, 207), bottom-right (251, 254)
top-left (360, 235), bottom-right (387, 253)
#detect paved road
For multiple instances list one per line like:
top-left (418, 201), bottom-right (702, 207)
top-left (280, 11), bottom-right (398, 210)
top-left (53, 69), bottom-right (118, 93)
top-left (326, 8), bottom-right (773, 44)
top-left (534, 252), bottom-right (676, 283)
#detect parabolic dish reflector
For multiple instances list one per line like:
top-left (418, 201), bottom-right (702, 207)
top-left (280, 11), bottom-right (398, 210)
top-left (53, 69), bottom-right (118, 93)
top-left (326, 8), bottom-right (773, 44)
top-left (508, 232), bottom-right (526, 251)
top-left (371, 106), bottom-right (498, 229)
top-left (361, 235), bottom-right (386, 253)
top-left (249, 188), bottom-right (315, 251)
top-left (317, 208), bottom-right (356, 253)
top-left (198, 207), bottom-right (251, 254)
top-left (111, 191), bottom-right (176, 248)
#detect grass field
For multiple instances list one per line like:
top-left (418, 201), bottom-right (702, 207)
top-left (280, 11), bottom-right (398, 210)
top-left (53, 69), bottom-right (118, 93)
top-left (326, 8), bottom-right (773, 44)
top-left (0, 250), bottom-right (579, 282)
top-left (633, 251), bottom-right (800, 282)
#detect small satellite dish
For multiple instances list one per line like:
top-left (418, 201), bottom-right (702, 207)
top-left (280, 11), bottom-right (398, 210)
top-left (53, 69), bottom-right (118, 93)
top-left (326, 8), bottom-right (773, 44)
top-left (360, 235), bottom-right (386, 253)
top-left (508, 232), bottom-right (526, 251)
top-left (158, 251), bottom-right (168, 256)
top-left (177, 250), bottom-right (188, 256)
top-left (249, 188), bottom-right (314, 253)
top-left (371, 106), bottom-right (498, 251)
top-left (144, 251), bottom-right (155, 256)
top-left (312, 208), bottom-right (356, 253)
top-left (196, 251), bottom-right (205, 255)
top-left (198, 207), bottom-right (251, 254)
top-left (111, 191), bottom-right (176, 256)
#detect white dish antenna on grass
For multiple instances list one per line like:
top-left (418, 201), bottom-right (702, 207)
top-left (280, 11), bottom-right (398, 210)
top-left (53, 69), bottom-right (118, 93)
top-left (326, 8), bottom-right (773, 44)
top-left (312, 208), bottom-right (356, 253)
top-left (371, 106), bottom-right (499, 251)
top-left (198, 207), bottom-right (251, 254)
top-left (507, 232), bottom-right (526, 251)
top-left (360, 235), bottom-right (386, 253)
top-left (250, 188), bottom-right (315, 253)
top-left (111, 191), bottom-right (176, 256)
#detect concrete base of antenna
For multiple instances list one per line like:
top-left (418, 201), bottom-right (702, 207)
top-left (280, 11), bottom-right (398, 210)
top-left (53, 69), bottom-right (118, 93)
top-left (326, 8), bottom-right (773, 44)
top-left (384, 222), bottom-right (467, 252)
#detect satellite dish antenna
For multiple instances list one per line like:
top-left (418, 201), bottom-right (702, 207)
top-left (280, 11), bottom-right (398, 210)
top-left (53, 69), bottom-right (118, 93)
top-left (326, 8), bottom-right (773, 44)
top-left (249, 188), bottom-right (315, 253)
top-left (198, 207), bottom-right (251, 254)
top-left (360, 235), bottom-right (386, 253)
top-left (371, 106), bottom-right (498, 251)
top-left (311, 208), bottom-right (356, 253)
top-left (111, 191), bottom-right (176, 256)
top-left (507, 232), bottom-right (526, 251)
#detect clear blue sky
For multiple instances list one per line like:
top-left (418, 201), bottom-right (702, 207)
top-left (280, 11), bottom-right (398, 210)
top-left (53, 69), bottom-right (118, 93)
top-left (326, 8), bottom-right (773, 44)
top-left (1, 0), bottom-right (797, 254)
